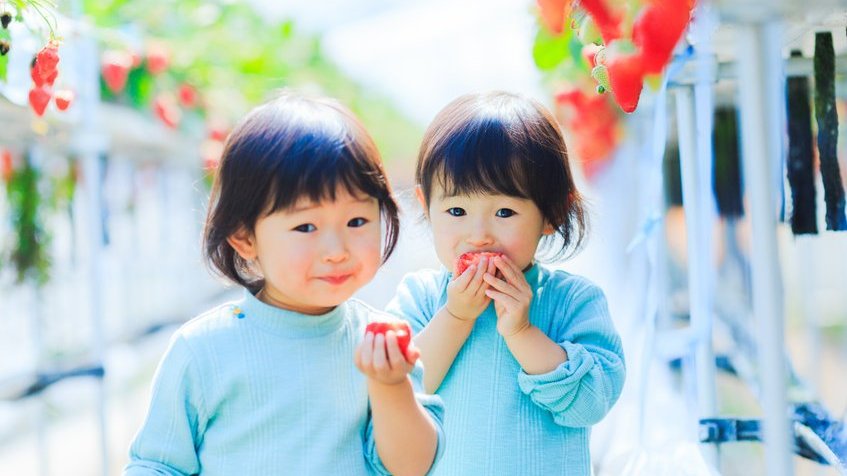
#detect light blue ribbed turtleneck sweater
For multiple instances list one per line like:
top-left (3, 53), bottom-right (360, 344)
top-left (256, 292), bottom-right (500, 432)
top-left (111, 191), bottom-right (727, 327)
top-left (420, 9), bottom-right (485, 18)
top-left (386, 264), bottom-right (625, 476)
top-left (125, 289), bottom-right (445, 476)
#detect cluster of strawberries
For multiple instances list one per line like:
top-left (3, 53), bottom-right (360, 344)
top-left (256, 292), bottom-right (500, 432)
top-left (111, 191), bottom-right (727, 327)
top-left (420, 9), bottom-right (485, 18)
top-left (582, 0), bottom-right (694, 113)
top-left (539, 0), bottom-right (695, 113)
top-left (100, 44), bottom-right (199, 130)
top-left (29, 40), bottom-right (74, 116)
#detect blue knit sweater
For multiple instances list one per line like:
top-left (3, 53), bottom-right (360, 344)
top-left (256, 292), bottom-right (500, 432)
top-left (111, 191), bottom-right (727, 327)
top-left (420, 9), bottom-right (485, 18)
top-left (124, 289), bottom-right (445, 476)
top-left (386, 264), bottom-right (625, 475)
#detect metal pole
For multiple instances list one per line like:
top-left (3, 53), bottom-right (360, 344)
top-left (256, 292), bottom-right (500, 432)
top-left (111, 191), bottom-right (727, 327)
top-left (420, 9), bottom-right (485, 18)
top-left (73, 30), bottom-right (110, 476)
top-left (675, 84), bottom-right (719, 468)
top-left (736, 21), bottom-right (793, 476)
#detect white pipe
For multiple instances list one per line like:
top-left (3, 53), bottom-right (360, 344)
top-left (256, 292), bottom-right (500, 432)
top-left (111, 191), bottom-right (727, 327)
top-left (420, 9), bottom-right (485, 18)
top-left (736, 22), bottom-right (793, 476)
top-left (675, 85), bottom-right (719, 467)
top-left (73, 31), bottom-right (110, 476)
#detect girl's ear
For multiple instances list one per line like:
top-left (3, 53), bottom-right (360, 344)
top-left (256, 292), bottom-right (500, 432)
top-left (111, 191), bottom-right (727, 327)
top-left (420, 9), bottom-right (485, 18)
top-left (227, 227), bottom-right (258, 261)
top-left (542, 222), bottom-right (556, 236)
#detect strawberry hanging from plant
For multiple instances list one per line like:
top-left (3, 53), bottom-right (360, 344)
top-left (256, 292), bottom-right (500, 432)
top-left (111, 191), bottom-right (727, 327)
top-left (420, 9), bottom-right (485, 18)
top-left (28, 85), bottom-right (51, 116)
top-left (101, 50), bottom-right (133, 94)
top-left (54, 89), bottom-right (74, 111)
top-left (632, 0), bottom-right (694, 75)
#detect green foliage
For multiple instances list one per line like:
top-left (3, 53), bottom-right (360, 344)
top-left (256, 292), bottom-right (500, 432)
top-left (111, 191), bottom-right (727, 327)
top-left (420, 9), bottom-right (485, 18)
top-left (2, 154), bottom-right (51, 286)
top-left (533, 26), bottom-right (572, 71)
top-left (78, 0), bottom-right (420, 162)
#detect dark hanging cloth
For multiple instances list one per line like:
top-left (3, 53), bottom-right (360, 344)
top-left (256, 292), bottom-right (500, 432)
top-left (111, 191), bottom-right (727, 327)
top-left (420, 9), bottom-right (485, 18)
top-left (786, 50), bottom-right (818, 234)
top-left (814, 32), bottom-right (847, 231)
top-left (712, 106), bottom-right (744, 217)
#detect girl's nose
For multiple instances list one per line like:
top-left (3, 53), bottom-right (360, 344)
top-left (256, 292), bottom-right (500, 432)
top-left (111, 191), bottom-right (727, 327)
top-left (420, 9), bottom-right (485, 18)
top-left (466, 223), bottom-right (494, 247)
top-left (322, 234), bottom-right (349, 263)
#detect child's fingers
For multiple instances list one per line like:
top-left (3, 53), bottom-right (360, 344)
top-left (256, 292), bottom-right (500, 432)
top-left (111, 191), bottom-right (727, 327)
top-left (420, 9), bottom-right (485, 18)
top-left (384, 331), bottom-right (406, 368)
top-left (494, 256), bottom-right (529, 291)
top-left (483, 272), bottom-right (519, 297)
top-left (452, 264), bottom-right (476, 292)
top-left (467, 257), bottom-right (489, 292)
top-left (485, 288), bottom-right (519, 306)
top-left (404, 343), bottom-right (421, 365)
top-left (372, 333), bottom-right (389, 371)
top-left (360, 332), bottom-right (375, 368)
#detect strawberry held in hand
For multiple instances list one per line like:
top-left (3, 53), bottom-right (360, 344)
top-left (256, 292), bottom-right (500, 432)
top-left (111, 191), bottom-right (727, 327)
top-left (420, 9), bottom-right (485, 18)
top-left (455, 251), bottom-right (504, 276)
top-left (365, 320), bottom-right (413, 360)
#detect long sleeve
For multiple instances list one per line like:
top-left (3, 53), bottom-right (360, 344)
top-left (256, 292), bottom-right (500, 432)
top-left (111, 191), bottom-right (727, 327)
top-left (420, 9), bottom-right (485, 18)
top-left (124, 335), bottom-right (205, 476)
top-left (362, 362), bottom-right (446, 475)
top-left (517, 281), bottom-right (625, 428)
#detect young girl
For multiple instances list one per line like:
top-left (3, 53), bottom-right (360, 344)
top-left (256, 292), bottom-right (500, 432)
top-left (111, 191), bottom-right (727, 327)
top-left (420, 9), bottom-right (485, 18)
top-left (387, 91), bottom-right (625, 475)
top-left (125, 92), bottom-right (443, 475)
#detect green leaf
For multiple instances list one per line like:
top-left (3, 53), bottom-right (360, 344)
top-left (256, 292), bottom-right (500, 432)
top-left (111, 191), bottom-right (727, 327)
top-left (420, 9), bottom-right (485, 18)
top-left (0, 54), bottom-right (8, 82)
top-left (532, 26), bottom-right (572, 71)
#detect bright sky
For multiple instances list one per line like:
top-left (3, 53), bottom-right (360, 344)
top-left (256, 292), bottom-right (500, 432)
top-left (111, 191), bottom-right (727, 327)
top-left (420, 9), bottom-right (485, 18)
top-left (248, 0), bottom-right (547, 125)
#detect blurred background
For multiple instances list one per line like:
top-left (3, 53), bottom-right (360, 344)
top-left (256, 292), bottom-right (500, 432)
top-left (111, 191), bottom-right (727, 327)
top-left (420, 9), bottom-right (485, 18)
top-left (1, 0), bottom-right (846, 475)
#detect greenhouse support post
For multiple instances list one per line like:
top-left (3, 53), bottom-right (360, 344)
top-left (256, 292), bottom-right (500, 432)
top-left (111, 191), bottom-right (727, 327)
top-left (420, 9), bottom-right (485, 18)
top-left (674, 84), bottom-right (719, 468)
top-left (736, 20), bottom-right (793, 476)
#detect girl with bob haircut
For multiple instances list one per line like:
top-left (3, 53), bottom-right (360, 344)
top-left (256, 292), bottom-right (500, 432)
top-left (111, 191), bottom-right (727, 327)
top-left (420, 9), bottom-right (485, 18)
top-left (125, 91), bottom-right (444, 476)
top-left (387, 91), bottom-right (625, 475)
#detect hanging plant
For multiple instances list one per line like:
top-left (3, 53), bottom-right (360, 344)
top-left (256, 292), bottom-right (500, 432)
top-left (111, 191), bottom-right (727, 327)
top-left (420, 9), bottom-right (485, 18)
top-left (2, 150), bottom-right (51, 286)
top-left (1, 150), bottom-right (78, 286)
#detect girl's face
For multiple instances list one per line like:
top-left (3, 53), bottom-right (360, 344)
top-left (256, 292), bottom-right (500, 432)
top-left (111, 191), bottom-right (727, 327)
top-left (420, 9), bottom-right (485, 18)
top-left (418, 183), bottom-right (553, 272)
top-left (229, 186), bottom-right (382, 315)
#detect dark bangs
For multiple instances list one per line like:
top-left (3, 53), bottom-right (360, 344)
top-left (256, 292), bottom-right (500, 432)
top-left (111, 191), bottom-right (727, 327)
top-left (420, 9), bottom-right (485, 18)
top-left (204, 93), bottom-right (399, 290)
top-left (419, 112), bottom-right (534, 201)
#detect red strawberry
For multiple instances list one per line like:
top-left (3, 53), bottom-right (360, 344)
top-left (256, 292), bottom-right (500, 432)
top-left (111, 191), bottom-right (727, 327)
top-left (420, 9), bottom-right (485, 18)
top-left (605, 43), bottom-right (645, 113)
top-left (101, 51), bottom-right (132, 94)
top-left (178, 83), bottom-right (198, 108)
top-left (153, 95), bottom-right (181, 129)
top-left (579, 0), bottom-right (623, 44)
top-left (54, 90), bottom-right (74, 111)
top-left (146, 43), bottom-right (170, 75)
top-left (29, 86), bottom-right (52, 116)
top-left (35, 41), bottom-right (60, 82)
top-left (365, 321), bottom-right (413, 360)
top-left (31, 64), bottom-right (57, 88)
top-left (455, 251), bottom-right (504, 276)
top-left (632, 0), bottom-right (692, 74)
top-left (537, 0), bottom-right (571, 35)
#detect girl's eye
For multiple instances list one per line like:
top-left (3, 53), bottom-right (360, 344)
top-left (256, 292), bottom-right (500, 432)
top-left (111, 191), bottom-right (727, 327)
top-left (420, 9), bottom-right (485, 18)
top-left (495, 208), bottom-right (516, 218)
top-left (293, 224), bottom-right (316, 233)
top-left (447, 207), bottom-right (466, 217)
top-left (348, 217), bottom-right (368, 228)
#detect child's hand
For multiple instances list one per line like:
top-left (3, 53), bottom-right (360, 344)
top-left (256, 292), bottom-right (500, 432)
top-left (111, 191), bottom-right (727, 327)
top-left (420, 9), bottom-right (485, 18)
top-left (446, 255), bottom-right (497, 322)
top-left (355, 330), bottom-right (420, 386)
top-left (483, 255), bottom-right (532, 337)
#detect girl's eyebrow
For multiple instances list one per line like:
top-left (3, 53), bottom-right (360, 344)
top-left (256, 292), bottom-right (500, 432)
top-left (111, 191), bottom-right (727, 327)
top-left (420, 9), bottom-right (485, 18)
top-left (289, 196), bottom-right (374, 213)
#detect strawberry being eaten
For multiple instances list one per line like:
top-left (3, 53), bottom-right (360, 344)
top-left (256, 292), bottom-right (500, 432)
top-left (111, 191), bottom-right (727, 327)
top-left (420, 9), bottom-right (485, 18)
top-left (455, 251), bottom-right (504, 276)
